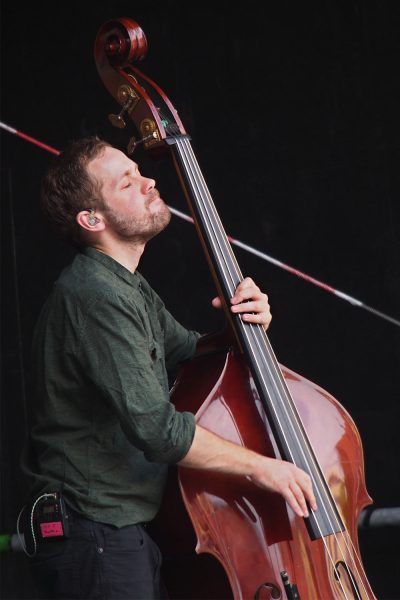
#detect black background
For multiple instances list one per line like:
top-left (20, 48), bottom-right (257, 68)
top-left (1, 1), bottom-right (400, 598)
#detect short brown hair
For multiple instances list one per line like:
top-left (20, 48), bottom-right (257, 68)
top-left (40, 136), bottom-right (111, 247)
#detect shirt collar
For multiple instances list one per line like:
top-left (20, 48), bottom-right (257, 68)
top-left (81, 246), bottom-right (141, 289)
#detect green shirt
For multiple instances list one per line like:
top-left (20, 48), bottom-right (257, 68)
top-left (22, 247), bottom-right (199, 527)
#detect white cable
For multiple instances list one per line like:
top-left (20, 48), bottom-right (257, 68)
top-left (16, 493), bottom-right (57, 557)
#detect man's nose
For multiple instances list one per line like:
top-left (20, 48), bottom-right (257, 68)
top-left (142, 176), bottom-right (155, 192)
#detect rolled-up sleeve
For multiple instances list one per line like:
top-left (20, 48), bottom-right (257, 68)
top-left (77, 290), bottom-right (196, 464)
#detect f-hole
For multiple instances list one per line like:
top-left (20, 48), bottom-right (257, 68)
top-left (335, 560), bottom-right (362, 599)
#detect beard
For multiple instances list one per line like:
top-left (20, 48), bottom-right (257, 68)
top-left (104, 194), bottom-right (171, 243)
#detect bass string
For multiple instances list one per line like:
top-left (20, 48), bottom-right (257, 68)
top-left (175, 135), bottom-right (368, 599)
top-left (246, 324), bottom-right (369, 599)
top-left (177, 136), bottom-right (333, 490)
top-left (176, 136), bottom-right (325, 487)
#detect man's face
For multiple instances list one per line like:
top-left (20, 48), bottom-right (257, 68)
top-left (87, 146), bottom-right (171, 242)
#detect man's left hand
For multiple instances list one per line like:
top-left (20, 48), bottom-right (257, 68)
top-left (212, 277), bottom-right (272, 331)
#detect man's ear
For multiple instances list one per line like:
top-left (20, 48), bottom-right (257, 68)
top-left (76, 210), bottom-right (105, 232)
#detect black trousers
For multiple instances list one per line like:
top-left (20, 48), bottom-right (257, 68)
top-left (30, 507), bottom-right (168, 600)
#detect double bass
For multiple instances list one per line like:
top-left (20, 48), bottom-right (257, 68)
top-left (94, 17), bottom-right (376, 599)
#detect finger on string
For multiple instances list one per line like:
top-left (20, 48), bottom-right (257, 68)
top-left (304, 482), bottom-right (318, 512)
top-left (289, 482), bottom-right (309, 517)
top-left (283, 488), bottom-right (305, 518)
top-left (241, 313), bottom-right (263, 323)
top-left (231, 300), bottom-right (258, 313)
top-left (232, 280), bottom-right (259, 303)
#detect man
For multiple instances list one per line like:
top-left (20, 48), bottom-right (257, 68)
top-left (21, 137), bottom-right (316, 599)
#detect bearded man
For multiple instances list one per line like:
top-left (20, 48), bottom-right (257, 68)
top-left (21, 137), bottom-right (316, 599)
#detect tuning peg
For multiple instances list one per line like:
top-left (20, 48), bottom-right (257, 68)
top-left (108, 99), bottom-right (133, 129)
top-left (108, 85), bottom-right (139, 129)
top-left (127, 136), bottom-right (137, 154)
top-left (127, 131), bottom-right (158, 155)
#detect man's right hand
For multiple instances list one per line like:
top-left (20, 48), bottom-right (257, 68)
top-left (179, 425), bottom-right (317, 518)
top-left (249, 455), bottom-right (317, 518)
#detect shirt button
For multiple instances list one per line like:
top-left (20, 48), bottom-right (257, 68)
top-left (97, 547), bottom-right (104, 554)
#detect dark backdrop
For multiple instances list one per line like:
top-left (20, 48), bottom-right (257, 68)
top-left (1, 2), bottom-right (400, 598)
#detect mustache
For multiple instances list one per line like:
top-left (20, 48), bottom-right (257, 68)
top-left (146, 189), bottom-right (161, 207)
